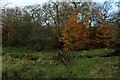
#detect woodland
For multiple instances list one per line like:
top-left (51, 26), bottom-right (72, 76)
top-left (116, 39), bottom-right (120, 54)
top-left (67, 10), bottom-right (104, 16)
top-left (1, 1), bottom-right (120, 78)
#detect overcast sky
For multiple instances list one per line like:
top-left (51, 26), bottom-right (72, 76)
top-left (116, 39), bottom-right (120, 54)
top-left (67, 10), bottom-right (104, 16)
top-left (0, 0), bottom-right (49, 8)
top-left (0, 0), bottom-right (119, 11)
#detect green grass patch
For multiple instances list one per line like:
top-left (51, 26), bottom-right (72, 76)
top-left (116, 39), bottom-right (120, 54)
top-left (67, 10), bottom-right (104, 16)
top-left (70, 48), bottom-right (114, 56)
top-left (3, 47), bottom-right (35, 54)
top-left (3, 47), bottom-right (113, 57)
top-left (2, 56), bottom-right (119, 78)
top-left (67, 56), bottom-right (118, 78)
top-left (2, 47), bottom-right (119, 78)
top-left (3, 47), bottom-right (56, 57)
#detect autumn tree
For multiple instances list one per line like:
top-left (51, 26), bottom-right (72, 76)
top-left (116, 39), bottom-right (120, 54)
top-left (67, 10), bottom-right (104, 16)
top-left (60, 10), bottom-right (89, 51)
top-left (110, 7), bottom-right (120, 49)
top-left (96, 21), bottom-right (113, 48)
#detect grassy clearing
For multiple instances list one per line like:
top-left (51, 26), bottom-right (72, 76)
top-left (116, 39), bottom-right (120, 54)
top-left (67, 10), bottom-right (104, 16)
top-left (2, 56), bottom-right (119, 78)
top-left (3, 47), bottom-right (113, 57)
top-left (3, 47), bottom-right (56, 57)
top-left (70, 48), bottom-right (114, 56)
top-left (2, 47), bottom-right (119, 78)
top-left (68, 57), bottom-right (119, 78)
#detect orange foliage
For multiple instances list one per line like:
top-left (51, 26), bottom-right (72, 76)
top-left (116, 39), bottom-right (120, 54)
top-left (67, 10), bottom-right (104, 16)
top-left (59, 10), bottom-right (90, 51)
top-left (96, 21), bottom-right (113, 48)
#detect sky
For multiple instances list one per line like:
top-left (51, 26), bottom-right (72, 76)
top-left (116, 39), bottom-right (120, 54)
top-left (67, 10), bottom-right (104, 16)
top-left (0, 0), bottom-right (119, 8)
top-left (0, 0), bottom-right (49, 8)
top-left (0, 0), bottom-right (119, 12)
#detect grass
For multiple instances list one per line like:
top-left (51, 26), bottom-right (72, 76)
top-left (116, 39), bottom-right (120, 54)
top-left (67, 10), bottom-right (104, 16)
top-left (2, 47), bottom-right (120, 78)
top-left (3, 47), bottom-right (56, 57)
top-left (3, 47), bottom-right (113, 57)
top-left (0, 56), bottom-right (2, 78)
top-left (67, 57), bottom-right (118, 78)
top-left (70, 48), bottom-right (114, 56)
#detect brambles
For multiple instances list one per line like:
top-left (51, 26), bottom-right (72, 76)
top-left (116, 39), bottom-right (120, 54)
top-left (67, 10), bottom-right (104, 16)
top-left (52, 49), bottom-right (70, 65)
top-left (4, 54), bottom-right (14, 62)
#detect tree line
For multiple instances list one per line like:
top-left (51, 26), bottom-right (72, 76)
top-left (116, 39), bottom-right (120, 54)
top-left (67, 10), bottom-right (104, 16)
top-left (1, 2), bottom-right (120, 51)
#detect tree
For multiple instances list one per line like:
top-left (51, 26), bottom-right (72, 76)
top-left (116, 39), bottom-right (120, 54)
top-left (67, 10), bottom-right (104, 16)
top-left (110, 2), bottom-right (120, 49)
top-left (60, 10), bottom-right (89, 51)
top-left (96, 21), bottom-right (113, 48)
top-left (2, 8), bottom-right (21, 46)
